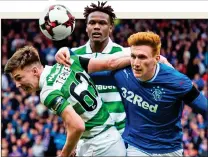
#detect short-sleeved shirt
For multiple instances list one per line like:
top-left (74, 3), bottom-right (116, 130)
top-left (39, 55), bottom-right (114, 139)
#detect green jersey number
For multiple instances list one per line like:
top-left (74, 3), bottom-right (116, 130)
top-left (70, 72), bottom-right (98, 111)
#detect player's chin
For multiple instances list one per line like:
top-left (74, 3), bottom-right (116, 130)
top-left (133, 71), bottom-right (142, 78)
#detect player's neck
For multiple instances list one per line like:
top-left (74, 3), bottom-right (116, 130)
top-left (90, 38), bottom-right (109, 53)
top-left (39, 66), bottom-right (44, 76)
top-left (37, 65), bottom-right (44, 90)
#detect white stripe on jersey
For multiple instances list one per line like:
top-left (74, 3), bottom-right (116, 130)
top-left (110, 112), bottom-right (126, 123)
top-left (100, 92), bottom-right (122, 102)
top-left (66, 96), bottom-right (78, 107)
top-left (40, 86), bottom-right (53, 104)
top-left (82, 116), bottom-right (114, 138)
top-left (79, 53), bottom-right (97, 58)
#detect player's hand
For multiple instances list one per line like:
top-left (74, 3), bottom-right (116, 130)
top-left (59, 151), bottom-right (69, 157)
top-left (59, 150), bottom-right (76, 157)
top-left (159, 55), bottom-right (174, 68)
top-left (70, 150), bottom-right (76, 157)
top-left (55, 47), bottom-right (71, 67)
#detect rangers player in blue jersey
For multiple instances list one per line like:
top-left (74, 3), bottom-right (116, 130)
top-left (55, 31), bottom-right (207, 156)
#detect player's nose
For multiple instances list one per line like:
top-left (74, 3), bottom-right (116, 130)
top-left (94, 23), bottom-right (101, 29)
top-left (133, 58), bottom-right (141, 66)
top-left (15, 81), bottom-right (21, 88)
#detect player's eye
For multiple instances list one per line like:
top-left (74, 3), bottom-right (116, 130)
top-left (99, 21), bottom-right (107, 25)
top-left (138, 55), bottom-right (147, 60)
top-left (16, 77), bottom-right (21, 81)
top-left (89, 21), bottom-right (95, 25)
top-left (131, 54), bottom-right (136, 59)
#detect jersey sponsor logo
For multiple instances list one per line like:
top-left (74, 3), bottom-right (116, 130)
top-left (48, 64), bottom-right (62, 82)
top-left (150, 86), bottom-right (165, 101)
top-left (121, 87), bottom-right (158, 113)
top-left (96, 85), bottom-right (116, 90)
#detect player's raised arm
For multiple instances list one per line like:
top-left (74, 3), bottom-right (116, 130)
top-left (80, 52), bottom-right (172, 73)
top-left (55, 47), bottom-right (173, 70)
top-left (56, 47), bottom-right (131, 73)
top-left (60, 105), bottom-right (85, 157)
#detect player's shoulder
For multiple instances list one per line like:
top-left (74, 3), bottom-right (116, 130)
top-left (158, 63), bottom-right (192, 90)
top-left (159, 63), bottom-right (189, 79)
top-left (71, 45), bottom-right (87, 55)
top-left (110, 42), bottom-right (129, 53)
top-left (111, 42), bottom-right (124, 48)
top-left (43, 64), bottom-right (62, 83)
top-left (123, 47), bottom-right (131, 53)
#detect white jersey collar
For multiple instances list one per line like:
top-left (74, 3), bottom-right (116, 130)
top-left (86, 38), bottom-right (113, 54)
top-left (39, 65), bottom-right (52, 89)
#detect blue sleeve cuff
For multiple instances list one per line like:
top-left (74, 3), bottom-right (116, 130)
top-left (68, 48), bottom-right (75, 56)
top-left (90, 71), bottom-right (116, 86)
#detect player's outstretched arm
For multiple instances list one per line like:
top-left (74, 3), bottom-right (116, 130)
top-left (60, 105), bottom-right (85, 157)
top-left (87, 52), bottom-right (173, 73)
top-left (55, 46), bottom-right (173, 74)
top-left (87, 51), bottom-right (131, 73)
top-left (55, 47), bottom-right (173, 70)
top-left (55, 47), bottom-right (131, 73)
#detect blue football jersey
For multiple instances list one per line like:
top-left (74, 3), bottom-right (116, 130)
top-left (111, 63), bottom-right (193, 153)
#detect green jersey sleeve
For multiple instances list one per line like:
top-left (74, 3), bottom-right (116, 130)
top-left (41, 87), bottom-right (70, 116)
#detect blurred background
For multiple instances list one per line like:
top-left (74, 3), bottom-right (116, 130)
top-left (1, 19), bottom-right (208, 157)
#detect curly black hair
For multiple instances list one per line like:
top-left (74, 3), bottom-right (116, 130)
top-left (83, 1), bottom-right (116, 24)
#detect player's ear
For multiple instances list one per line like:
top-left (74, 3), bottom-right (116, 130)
top-left (32, 66), bottom-right (39, 76)
top-left (155, 55), bottom-right (160, 63)
top-left (109, 24), bottom-right (113, 33)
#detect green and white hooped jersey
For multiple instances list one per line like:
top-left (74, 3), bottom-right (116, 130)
top-left (71, 38), bottom-right (130, 134)
top-left (39, 55), bottom-right (114, 139)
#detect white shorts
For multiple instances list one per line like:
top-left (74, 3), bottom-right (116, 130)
top-left (127, 143), bottom-right (183, 156)
top-left (77, 126), bottom-right (126, 156)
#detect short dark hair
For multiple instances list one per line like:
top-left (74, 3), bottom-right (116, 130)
top-left (83, 1), bottom-right (116, 24)
top-left (4, 46), bottom-right (41, 74)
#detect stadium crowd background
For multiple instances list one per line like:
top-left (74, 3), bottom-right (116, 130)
top-left (1, 19), bottom-right (208, 157)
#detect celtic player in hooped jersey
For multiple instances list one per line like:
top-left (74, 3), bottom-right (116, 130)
top-left (4, 46), bottom-right (130, 156)
top-left (70, 39), bottom-right (129, 134)
top-left (55, 1), bottom-right (129, 134)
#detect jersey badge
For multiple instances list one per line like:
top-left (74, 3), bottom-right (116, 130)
top-left (151, 86), bottom-right (165, 101)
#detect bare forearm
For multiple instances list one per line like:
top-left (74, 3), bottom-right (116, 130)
top-left (60, 106), bottom-right (85, 157)
top-left (88, 52), bottom-right (131, 73)
top-left (107, 55), bottom-right (130, 71)
top-left (61, 128), bottom-right (83, 157)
